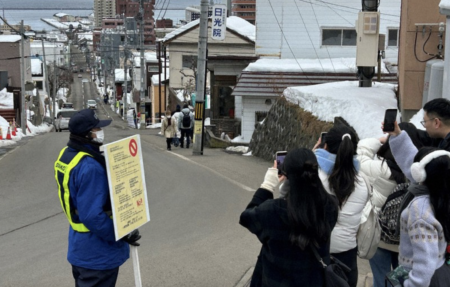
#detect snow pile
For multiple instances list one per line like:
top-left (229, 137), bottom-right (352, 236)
top-left (284, 81), bottom-right (398, 140)
top-left (0, 88), bottom-right (13, 108)
top-left (245, 58), bottom-right (388, 74)
top-left (231, 135), bottom-right (246, 143)
top-left (26, 120), bottom-right (53, 135)
top-left (226, 146), bottom-right (249, 153)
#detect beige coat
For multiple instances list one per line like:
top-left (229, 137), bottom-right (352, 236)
top-left (161, 116), bottom-right (177, 138)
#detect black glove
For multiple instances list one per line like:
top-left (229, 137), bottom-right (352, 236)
top-left (122, 229), bottom-right (141, 246)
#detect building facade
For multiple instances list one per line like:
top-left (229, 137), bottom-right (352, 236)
top-left (231, 0), bottom-right (256, 24)
top-left (116, 0), bottom-right (156, 45)
top-left (94, 0), bottom-right (116, 27)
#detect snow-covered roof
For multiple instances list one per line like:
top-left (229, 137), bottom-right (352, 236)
top-left (440, 0), bottom-right (450, 13)
top-left (54, 13), bottom-right (69, 17)
top-left (133, 52), bottom-right (159, 67)
top-left (151, 68), bottom-right (170, 84)
top-left (31, 59), bottom-right (43, 75)
top-left (284, 81), bottom-right (398, 139)
top-left (245, 58), bottom-right (388, 74)
top-left (0, 35), bottom-right (21, 43)
top-left (163, 19), bottom-right (199, 42)
top-left (226, 16), bottom-right (256, 42)
top-left (162, 16), bottom-right (255, 43)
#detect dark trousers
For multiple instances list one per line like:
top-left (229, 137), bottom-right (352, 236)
top-left (331, 247), bottom-right (358, 287)
top-left (166, 138), bottom-right (173, 149)
top-left (72, 265), bottom-right (119, 287)
top-left (180, 129), bottom-right (192, 148)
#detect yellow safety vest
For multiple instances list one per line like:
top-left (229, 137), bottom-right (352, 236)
top-left (54, 147), bottom-right (92, 233)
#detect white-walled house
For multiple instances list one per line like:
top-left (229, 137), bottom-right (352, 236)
top-left (161, 16), bottom-right (256, 127)
top-left (256, 0), bottom-right (400, 61)
top-left (234, 0), bottom-right (401, 142)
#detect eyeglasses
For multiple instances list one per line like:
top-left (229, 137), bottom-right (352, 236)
top-left (420, 118), bottom-right (439, 127)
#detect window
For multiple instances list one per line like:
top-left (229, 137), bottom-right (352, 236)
top-left (388, 28), bottom-right (399, 47)
top-left (182, 55), bottom-right (197, 69)
top-left (322, 28), bottom-right (357, 46)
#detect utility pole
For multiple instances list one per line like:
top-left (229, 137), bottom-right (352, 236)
top-left (139, 0), bottom-right (146, 129)
top-left (41, 39), bottom-right (52, 124)
top-left (20, 20), bottom-right (26, 134)
top-left (356, 0), bottom-right (379, 87)
top-left (193, 0), bottom-right (209, 155)
top-left (158, 41), bottom-right (161, 122)
top-left (123, 21), bottom-right (128, 120)
top-left (53, 65), bottom-right (57, 122)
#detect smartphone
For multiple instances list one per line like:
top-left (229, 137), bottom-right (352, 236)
top-left (276, 151), bottom-right (287, 168)
top-left (383, 109), bottom-right (398, 132)
top-left (320, 132), bottom-right (327, 143)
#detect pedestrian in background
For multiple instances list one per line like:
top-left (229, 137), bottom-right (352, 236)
top-left (240, 148), bottom-right (338, 287)
top-left (314, 125), bottom-right (369, 287)
top-left (133, 108), bottom-right (137, 129)
top-left (54, 109), bottom-right (141, 286)
top-left (172, 104), bottom-right (182, 147)
top-left (178, 103), bottom-right (194, 148)
top-left (161, 110), bottom-right (177, 151)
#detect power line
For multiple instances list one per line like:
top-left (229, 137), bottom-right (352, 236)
top-left (297, 0), bottom-right (399, 24)
top-left (292, 0), bottom-right (327, 72)
top-left (266, 0), bottom-right (312, 84)
top-left (162, 0), bottom-right (171, 19)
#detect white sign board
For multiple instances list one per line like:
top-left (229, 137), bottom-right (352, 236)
top-left (211, 5), bottom-right (227, 41)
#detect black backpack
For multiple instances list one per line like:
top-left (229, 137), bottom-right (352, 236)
top-left (379, 182), bottom-right (410, 245)
top-left (182, 111), bottom-right (191, 128)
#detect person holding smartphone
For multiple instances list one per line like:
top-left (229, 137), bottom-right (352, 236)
top-left (384, 99), bottom-right (449, 183)
top-left (357, 123), bottom-right (429, 287)
top-left (239, 148), bottom-right (338, 287)
top-left (313, 124), bottom-right (369, 287)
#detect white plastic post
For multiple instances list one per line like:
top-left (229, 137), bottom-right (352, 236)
top-left (131, 246), bottom-right (142, 287)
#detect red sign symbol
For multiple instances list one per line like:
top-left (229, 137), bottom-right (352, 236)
top-left (129, 139), bottom-right (138, 157)
top-left (136, 198), bottom-right (143, 206)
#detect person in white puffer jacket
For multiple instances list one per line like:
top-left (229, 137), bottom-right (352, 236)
top-left (357, 122), bottom-right (428, 287)
top-left (314, 124), bottom-right (369, 287)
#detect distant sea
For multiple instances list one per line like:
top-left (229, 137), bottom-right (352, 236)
top-left (0, 0), bottom-right (207, 31)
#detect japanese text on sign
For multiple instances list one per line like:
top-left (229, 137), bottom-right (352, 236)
top-left (211, 5), bottom-right (227, 41)
top-left (103, 135), bottom-right (150, 241)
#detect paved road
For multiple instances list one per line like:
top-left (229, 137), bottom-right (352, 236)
top-left (0, 106), bottom-right (270, 286)
top-left (0, 79), bottom-right (372, 286)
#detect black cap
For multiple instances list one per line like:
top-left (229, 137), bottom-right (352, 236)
top-left (69, 109), bottom-right (112, 136)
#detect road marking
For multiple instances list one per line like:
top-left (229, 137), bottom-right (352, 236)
top-left (163, 148), bottom-right (254, 192)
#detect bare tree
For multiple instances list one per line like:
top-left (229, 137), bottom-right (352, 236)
top-left (47, 64), bottom-right (73, 108)
top-left (179, 55), bottom-right (198, 102)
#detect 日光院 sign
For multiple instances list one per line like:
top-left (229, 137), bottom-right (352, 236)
top-left (211, 5), bottom-right (227, 41)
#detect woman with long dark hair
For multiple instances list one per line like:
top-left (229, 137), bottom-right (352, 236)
top-left (393, 147), bottom-right (450, 286)
top-left (240, 148), bottom-right (338, 286)
top-left (315, 124), bottom-right (369, 287)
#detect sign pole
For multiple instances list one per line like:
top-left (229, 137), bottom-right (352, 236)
top-left (131, 246), bottom-right (142, 287)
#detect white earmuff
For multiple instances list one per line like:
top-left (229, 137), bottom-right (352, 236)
top-left (411, 150), bottom-right (450, 183)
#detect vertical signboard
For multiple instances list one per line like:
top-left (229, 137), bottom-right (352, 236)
top-left (102, 135), bottom-right (150, 241)
top-left (211, 5), bottom-right (227, 41)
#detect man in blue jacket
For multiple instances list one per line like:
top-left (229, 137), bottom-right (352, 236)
top-left (54, 109), bottom-right (141, 286)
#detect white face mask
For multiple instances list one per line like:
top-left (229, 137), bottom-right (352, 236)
top-left (91, 129), bottom-right (105, 143)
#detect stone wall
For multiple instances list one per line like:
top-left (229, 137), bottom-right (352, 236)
top-left (210, 118), bottom-right (241, 138)
top-left (249, 97), bottom-right (334, 161)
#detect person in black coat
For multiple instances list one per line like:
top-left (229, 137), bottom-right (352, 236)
top-left (240, 148), bottom-right (339, 287)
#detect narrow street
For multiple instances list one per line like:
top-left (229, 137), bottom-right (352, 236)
top-left (0, 103), bottom-right (269, 286)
